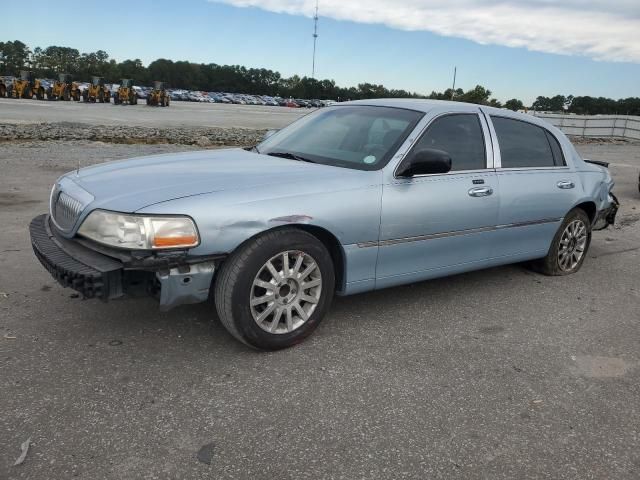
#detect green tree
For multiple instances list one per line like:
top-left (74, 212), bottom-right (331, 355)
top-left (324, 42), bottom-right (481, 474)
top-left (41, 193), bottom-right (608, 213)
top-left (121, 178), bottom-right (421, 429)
top-left (0, 40), bottom-right (31, 74)
top-left (505, 98), bottom-right (524, 111)
top-left (459, 85), bottom-right (492, 104)
top-left (37, 46), bottom-right (81, 76)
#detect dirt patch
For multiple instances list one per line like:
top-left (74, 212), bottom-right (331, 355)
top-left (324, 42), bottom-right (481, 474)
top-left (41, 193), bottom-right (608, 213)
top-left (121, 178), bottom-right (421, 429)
top-left (617, 213), bottom-right (640, 228)
top-left (0, 192), bottom-right (42, 207)
top-left (570, 355), bottom-right (633, 378)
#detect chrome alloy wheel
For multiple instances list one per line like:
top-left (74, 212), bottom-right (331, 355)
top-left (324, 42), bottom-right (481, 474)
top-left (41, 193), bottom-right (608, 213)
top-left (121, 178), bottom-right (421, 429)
top-left (250, 250), bottom-right (322, 334)
top-left (558, 219), bottom-right (588, 272)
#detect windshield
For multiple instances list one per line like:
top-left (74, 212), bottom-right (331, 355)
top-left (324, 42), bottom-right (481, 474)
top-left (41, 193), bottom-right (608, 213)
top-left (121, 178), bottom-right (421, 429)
top-left (258, 105), bottom-right (423, 170)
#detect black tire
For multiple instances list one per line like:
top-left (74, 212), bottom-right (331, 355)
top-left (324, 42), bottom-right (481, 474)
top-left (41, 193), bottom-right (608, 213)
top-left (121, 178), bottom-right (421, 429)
top-left (63, 88), bottom-right (70, 101)
top-left (531, 208), bottom-right (592, 276)
top-left (214, 228), bottom-right (335, 350)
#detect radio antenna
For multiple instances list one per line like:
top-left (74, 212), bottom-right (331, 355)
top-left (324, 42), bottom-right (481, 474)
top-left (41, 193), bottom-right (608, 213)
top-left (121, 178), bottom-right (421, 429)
top-left (311, 0), bottom-right (319, 78)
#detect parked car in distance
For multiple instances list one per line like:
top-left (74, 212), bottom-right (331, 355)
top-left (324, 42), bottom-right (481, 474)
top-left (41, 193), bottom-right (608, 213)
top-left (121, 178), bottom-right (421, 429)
top-left (30, 99), bottom-right (619, 350)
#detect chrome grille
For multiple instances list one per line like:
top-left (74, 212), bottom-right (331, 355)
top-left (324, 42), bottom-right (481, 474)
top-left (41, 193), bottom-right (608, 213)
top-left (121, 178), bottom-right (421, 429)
top-left (52, 191), bottom-right (84, 231)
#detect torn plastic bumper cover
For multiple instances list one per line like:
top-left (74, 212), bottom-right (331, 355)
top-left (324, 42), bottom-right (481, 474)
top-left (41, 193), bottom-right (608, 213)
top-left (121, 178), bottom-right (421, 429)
top-left (592, 192), bottom-right (620, 230)
top-left (29, 214), bottom-right (219, 310)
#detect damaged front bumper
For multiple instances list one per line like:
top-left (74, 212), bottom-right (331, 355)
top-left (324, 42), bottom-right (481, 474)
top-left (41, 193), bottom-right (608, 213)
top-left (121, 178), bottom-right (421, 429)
top-left (29, 214), bottom-right (223, 310)
top-left (592, 192), bottom-right (620, 230)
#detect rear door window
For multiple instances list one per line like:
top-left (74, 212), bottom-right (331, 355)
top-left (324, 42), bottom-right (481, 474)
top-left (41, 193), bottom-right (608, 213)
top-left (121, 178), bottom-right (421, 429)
top-left (491, 117), bottom-right (557, 168)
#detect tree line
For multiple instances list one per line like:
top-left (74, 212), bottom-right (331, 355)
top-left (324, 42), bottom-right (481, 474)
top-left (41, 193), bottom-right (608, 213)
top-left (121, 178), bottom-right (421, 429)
top-left (1, 40), bottom-right (638, 114)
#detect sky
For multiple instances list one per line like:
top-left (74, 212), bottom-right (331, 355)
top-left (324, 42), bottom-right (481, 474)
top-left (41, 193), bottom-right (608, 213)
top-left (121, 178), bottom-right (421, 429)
top-left (2, 0), bottom-right (639, 104)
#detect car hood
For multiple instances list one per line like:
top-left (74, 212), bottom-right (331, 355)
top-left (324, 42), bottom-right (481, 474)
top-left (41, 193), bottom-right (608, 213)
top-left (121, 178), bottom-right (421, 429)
top-left (65, 148), bottom-right (366, 213)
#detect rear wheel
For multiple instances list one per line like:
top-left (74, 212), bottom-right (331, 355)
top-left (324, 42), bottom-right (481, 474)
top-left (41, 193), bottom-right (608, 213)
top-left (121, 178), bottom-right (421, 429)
top-left (214, 228), bottom-right (335, 350)
top-left (532, 208), bottom-right (591, 275)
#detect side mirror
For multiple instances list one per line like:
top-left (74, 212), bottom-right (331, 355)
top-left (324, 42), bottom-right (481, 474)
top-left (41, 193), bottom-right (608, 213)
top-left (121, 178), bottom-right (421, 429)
top-left (263, 129), bottom-right (279, 141)
top-left (396, 148), bottom-right (452, 177)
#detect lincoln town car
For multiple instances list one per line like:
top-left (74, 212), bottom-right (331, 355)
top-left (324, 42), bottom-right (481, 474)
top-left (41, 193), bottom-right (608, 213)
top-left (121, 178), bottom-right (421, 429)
top-left (30, 99), bottom-right (619, 349)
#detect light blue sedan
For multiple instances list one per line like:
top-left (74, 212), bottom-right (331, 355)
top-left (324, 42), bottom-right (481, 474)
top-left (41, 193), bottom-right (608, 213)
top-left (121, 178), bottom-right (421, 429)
top-left (30, 99), bottom-right (619, 349)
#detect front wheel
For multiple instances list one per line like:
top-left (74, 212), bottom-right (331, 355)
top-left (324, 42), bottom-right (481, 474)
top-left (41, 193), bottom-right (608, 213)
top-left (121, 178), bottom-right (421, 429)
top-left (214, 228), bottom-right (335, 350)
top-left (533, 208), bottom-right (591, 275)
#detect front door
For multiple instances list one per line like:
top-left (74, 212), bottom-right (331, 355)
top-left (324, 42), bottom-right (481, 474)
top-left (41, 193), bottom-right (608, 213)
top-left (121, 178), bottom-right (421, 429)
top-left (376, 112), bottom-right (499, 288)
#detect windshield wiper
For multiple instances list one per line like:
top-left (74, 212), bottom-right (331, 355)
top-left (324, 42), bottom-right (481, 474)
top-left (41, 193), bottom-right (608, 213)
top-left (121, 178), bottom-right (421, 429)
top-left (266, 151), bottom-right (315, 163)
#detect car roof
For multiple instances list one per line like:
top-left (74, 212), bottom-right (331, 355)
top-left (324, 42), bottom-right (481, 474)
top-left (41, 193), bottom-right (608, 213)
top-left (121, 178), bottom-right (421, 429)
top-left (341, 98), bottom-right (556, 131)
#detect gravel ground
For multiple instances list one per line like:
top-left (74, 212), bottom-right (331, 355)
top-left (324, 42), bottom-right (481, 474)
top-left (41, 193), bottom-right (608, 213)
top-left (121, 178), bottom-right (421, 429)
top-left (0, 123), bottom-right (266, 147)
top-left (0, 140), bottom-right (639, 480)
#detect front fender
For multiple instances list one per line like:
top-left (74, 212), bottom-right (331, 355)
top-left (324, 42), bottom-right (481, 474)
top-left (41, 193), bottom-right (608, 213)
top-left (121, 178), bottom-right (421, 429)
top-left (136, 183), bottom-right (383, 256)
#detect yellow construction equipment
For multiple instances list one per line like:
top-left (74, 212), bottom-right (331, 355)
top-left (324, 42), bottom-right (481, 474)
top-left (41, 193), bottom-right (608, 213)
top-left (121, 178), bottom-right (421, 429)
top-left (113, 79), bottom-right (137, 105)
top-left (47, 73), bottom-right (81, 101)
top-left (8, 70), bottom-right (46, 99)
top-left (147, 81), bottom-right (170, 107)
top-left (83, 76), bottom-right (111, 103)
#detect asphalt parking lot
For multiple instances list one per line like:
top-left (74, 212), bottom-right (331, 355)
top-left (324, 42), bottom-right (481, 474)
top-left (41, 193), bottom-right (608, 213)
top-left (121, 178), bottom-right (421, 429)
top-left (1, 137), bottom-right (639, 479)
top-left (0, 98), bottom-right (309, 130)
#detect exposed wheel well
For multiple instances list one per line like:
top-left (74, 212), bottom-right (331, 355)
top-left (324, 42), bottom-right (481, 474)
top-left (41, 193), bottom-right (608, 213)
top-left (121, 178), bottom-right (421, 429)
top-left (574, 201), bottom-right (596, 224)
top-left (221, 225), bottom-right (347, 293)
top-left (290, 225), bottom-right (346, 293)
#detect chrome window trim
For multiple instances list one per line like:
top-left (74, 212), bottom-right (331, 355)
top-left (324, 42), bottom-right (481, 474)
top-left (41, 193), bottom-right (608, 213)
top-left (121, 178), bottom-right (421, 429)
top-left (391, 168), bottom-right (493, 182)
top-left (497, 166), bottom-right (571, 172)
top-left (357, 217), bottom-right (563, 248)
top-left (392, 110), bottom-right (491, 179)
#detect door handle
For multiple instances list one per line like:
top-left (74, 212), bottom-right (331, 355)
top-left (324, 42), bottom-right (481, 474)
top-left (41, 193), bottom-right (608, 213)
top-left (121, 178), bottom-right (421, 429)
top-left (468, 186), bottom-right (493, 197)
top-left (557, 180), bottom-right (575, 189)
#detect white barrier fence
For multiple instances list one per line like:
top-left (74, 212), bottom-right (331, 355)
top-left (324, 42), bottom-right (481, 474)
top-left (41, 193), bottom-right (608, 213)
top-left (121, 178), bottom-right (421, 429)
top-left (531, 113), bottom-right (640, 140)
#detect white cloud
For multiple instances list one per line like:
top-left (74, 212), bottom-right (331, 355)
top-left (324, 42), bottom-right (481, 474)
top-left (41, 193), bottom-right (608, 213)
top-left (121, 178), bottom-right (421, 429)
top-left (209, 0), bottom-right (640, 62)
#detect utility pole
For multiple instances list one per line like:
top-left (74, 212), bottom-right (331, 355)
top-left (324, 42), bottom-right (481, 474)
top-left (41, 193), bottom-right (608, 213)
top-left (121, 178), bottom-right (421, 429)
top-left (451, 66), bottom-right (457, 100)
top-left (311, 0), bottom-right (319, 79)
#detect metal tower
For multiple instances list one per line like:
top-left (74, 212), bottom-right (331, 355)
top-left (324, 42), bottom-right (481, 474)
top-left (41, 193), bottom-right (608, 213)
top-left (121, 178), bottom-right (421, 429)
top-left (311, 0), bottom-right (319, 78)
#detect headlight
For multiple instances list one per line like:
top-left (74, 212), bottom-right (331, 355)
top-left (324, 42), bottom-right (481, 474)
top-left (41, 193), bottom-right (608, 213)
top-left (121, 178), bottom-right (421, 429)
top-left (78, 210), bottom-right (199, 250)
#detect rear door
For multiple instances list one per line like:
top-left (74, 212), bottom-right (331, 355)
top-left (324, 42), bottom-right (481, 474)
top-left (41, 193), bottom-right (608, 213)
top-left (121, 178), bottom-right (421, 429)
top-left (484, 113), bottom-right (579, 259)
top-left (375, 111), bottom-right (499, 288)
